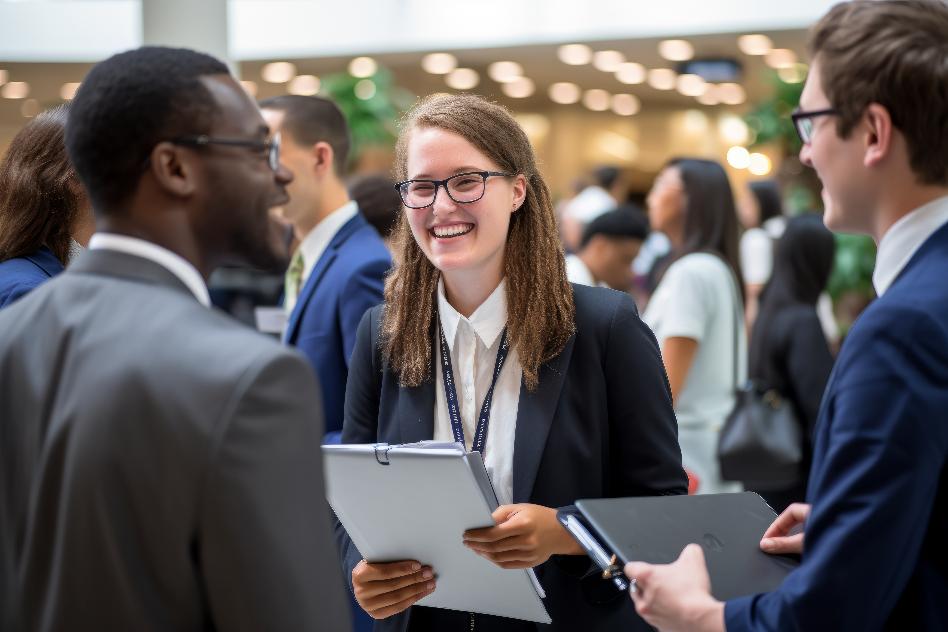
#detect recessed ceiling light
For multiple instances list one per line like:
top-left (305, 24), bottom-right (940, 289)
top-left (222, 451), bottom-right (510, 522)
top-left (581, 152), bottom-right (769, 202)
top-left (697, 86), bottom-right (722, 106)
top-left (349, 56), bottom-right (378, 78)
top-left (718, 115), bottom-right (750, 145)
top-left (615, 62), bottom-right (646, 85)
top-left (659, 39), bottom-right (694, 61)
top-left (445, 68), bottom-right (479, 90)
top-left (548, 82), bottom-right (581, 104)
top-left (288, 74), bottom-right (320, 95)
top-left (21, 98), bottom-right (40, 118)
top-left (502, 76), bottom-right (534, 98)
top-left (647, 68), bottom-right (677, 91)
top-left (717, 83), bottom-right (746, 105)
top-left (558, 44), bottom-right (593, 65)
top-left (611, 93), bottom-right (641, 116)
top-left (727, 146), bottom-right (751, 169)
top-left (421, 53), bottom-right (457, 75)
top-left (749, 152), bottom-right (772, 176)
top-left (354, 79), bottom-right (376, 100)
top-left (583, 89), bottom-right (611, 112)
top-left (765, 49), bottom-right (797, 70)
top-left (676, 73), bottom-right (706, 97)
top-left (1, 81), bottom-right (30, 99)
top-left (262, 62), bottom-right (296, 83)
top-left (593, 50), bottom-right (625, 72)
top-left (60, 82), bottom-right (81, 100)
top-left (778, 63), bottom-right (808, 84)
top-left (738, 34), bottom-right (773, 56)
top-left (488, 61), bottom-right (524, 83)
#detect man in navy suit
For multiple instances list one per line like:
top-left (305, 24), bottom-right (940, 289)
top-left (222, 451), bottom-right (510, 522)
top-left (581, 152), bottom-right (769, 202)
top-left (621, 2), bottom-right (948, 630)
top-left (261, 95), bottom-right (391, 445)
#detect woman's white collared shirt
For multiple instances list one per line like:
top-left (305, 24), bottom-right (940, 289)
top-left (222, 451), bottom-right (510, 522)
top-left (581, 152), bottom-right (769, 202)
top-left (433, 278), bottom-right (522, 506)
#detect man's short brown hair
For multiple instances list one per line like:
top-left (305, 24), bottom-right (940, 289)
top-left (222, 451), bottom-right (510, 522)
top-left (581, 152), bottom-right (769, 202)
top-left (810, 0), bottom-right (948, 185)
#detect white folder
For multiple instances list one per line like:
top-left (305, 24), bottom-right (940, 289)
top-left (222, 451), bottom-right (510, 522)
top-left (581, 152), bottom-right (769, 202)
top-left (323, 441), bottom-right (552, 624)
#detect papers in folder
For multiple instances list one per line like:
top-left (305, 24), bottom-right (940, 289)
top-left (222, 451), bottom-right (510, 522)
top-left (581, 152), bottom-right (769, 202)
top-left (323, 441), bottom-right (551, 624)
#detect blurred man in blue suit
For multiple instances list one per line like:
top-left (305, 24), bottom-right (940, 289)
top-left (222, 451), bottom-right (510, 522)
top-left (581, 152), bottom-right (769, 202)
top-left (261, 95), bottom-right (390, 445)
top-left (622, 2), bottom-right (948, 631)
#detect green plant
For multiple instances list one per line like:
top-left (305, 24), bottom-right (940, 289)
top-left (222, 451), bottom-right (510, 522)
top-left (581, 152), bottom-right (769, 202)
top-left (743, 71), bottom-right (804, 153)
top-left (827, 233), bottom-right (876, 302)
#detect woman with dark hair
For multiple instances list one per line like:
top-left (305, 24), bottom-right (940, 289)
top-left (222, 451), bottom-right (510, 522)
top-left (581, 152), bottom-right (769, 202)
top-left (748, 214), bottom-right (836, 512)
top-left (337, 94), bottom-right (686, 631)
top-left (739, 179), bottom-right (787, 328)
top-left (643, 158), bottom-right (746, 494)
top-left (0, 104), bottom-right (93, 308)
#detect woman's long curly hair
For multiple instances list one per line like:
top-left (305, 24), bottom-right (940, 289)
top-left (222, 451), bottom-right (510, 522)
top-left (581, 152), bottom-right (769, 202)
top-left (383, 94), bottom-right (575, 391)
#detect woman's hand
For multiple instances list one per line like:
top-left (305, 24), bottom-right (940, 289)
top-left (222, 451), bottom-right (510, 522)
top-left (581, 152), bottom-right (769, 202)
top-left (351, 559), bottom-right (435, 619)
top-left (760, 502), bottom-right (810, 555)
top-left (462, 503), bottom-right (583, 569)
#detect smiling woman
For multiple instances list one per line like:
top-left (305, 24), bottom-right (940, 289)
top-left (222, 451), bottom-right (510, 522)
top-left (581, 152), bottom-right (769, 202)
top-left (335, 93), bottom-right (688, 632)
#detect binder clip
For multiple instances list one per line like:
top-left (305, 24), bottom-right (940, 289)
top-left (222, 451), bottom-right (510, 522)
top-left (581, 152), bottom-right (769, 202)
top-left (373, 443), bottom-right (392, 465)
top-left (602, 554), bottom-right (628, 590)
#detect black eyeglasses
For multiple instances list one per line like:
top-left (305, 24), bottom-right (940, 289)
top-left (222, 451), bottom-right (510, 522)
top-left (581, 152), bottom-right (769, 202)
top-left (394, 171), bottom-right (515, 209)
top-left (791, 108), bottom-right (839, 144)
top-left (171, 132), bottom-right (281, 171)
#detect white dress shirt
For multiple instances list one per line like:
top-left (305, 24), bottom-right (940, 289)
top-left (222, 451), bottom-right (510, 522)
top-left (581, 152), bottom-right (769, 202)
top-left (433, 277), bottom-right (522, 506)
top-left (88, 233), bottom-right (210, 307)
top-left (873, 194), bottom-right (948, 296)
top-left (284, 200), bottom-right (359, 313)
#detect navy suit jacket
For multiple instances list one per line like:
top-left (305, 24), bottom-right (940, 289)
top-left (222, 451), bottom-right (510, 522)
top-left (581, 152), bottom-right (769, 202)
top-left (336, 284), bottom-right (688, 631)
top-left (0, 246), bottom-right (64, 309)
top-left (284, 212), bottom-right (390, 443)
top-left (726, 221), bottom-right (948, 631)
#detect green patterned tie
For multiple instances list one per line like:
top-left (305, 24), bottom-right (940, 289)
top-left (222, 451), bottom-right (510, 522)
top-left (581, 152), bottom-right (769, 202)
top-left (284, 249), bottom-right (304, 312)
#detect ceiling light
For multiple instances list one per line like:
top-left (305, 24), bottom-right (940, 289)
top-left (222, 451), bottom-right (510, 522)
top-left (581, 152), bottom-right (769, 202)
top-left (421, 53), bottom-right (457, 75)
top-left (354, 79), bottom-right (376, 100)
top-left (349, 56), bottom-right (377, 78)
top-left (0, 69), bottom-right (8, 86)
top-left (558, 44), bottom-right (593, 65)
top-left (749, 152), bottom-right (772, 176)
top-left (778, 63), bottom-right (808, 84)
top-left (240, 80), bottom-right (258, 97)
top-left (445, 68), bottom-right (479, 90)
top-left (548, 82), bottom-right (581, 104)
top-left (697, 86), bottom-right (721, 106)
top-left (488, 61), bottom-right (523, 83)
top-left (615, 62), bottom-right (646, 85)
top-left (288, 74), bottom-right (320, 95)
top-left (718, 114), bottom-right (750, 145)
top-left (21, 98), bottom-right (40, 118)
top-left (583, 89), bottom-right (611, 112)
top-left (60, 82), bottom-right (81, 100)
top-left (647, 68), bottom-right (677, 90)
top-left (676, 73), bottom-right (706, 97)
top-left (515, 113), bottom-right (551, 141)
top-left (262, 62), bottom-right (296, 83)
top-left (1, 81), bottom-right (30, 99)
top-left (717, 82), bottom-right (746, 105)
top-left (611, 93), bottom-right (641, 116)
top-left (765, 48), bottom-right (797, 70)
top-left (593, 50), bottom-right (625, 72)
top-left (502, 76), bottom-right (534, 98)
top-left (659, 39), bottom-right (694, 61)
top-left (727, 146), bottom-right (751, 169)
top-left (738, 34), bottom-right (773, 56)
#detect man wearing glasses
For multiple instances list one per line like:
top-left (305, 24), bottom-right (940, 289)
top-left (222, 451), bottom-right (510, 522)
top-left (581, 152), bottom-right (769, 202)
top-left (621, 1), bottom-right (948, 630)
top-left (0, 47), bottom-right (350, 631)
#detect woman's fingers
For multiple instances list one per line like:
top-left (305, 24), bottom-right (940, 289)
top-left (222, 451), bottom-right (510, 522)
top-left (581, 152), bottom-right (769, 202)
top-left (357, 567), bottom-right (433, 600)
top-left (366, 581), bottom-right (436, 619)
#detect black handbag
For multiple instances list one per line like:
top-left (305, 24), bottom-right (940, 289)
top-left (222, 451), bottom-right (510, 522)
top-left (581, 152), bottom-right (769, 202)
top-left (718, 275), bottom-right (803, 490)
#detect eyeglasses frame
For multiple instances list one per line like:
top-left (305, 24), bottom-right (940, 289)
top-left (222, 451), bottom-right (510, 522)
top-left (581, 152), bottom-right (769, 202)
top-left (791, 108), bottom-right (839, 145)
top-left (171, 132), bottom-right (282, 171)
top-left (394, 170), bottom-right (516, 209)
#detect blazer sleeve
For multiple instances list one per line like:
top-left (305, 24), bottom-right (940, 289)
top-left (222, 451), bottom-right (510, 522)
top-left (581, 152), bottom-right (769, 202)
top-left (199, 350), bottom-right (350, 632)
top-left (606, 292), bottom-right (689, 497)
top-left (335, 307), bottom-right (383, 592)
top-left (725, 305), bottom-right (948, 631)
top-left (339, 258), bottom-right (388, 369)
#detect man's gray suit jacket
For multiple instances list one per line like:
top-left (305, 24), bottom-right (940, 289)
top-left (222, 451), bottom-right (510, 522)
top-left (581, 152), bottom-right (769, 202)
top-left (0, 249), bottom-right (350, 632)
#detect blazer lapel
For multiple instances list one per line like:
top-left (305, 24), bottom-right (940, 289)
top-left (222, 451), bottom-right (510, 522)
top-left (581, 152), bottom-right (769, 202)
top-left (512, 334), bottom-right (576, 504)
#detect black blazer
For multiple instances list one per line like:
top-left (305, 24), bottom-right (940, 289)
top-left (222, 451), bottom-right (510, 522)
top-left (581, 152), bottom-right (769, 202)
top-left (336, 283), bottom-right (687, 632)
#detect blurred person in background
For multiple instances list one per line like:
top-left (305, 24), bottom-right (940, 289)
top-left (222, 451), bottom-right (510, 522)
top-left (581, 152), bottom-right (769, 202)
top-left (260, 95), bottom-right (391, 445)
top-left (0, 104), bottom-right (94, 308)
top-left (348, 171), bottom-right (401, 252)
top-left (560, 165), bottom-right (628, 251)
top-left (643, 158), bottom-right (746, 495)
top-left (738, 179), bottom-right (785, 327)
top-left (747, 214), bottom-right (836, 513)
top-left (565, 204), bottom-right (649, 290)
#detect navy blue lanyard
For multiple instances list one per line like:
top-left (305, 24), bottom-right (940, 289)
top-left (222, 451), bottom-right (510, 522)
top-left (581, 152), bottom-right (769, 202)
top-left (438, 320), bottom-right (510, 455)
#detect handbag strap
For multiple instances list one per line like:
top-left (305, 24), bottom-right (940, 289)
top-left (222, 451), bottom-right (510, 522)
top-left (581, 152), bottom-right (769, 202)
top-left (725, 264), bottom-right (743, 393)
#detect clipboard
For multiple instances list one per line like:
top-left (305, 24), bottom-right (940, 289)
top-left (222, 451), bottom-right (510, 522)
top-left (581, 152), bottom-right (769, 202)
top-left (557, 492), bottom-right (800, 601)
top-left (323, 441), bottom-right (551, 624)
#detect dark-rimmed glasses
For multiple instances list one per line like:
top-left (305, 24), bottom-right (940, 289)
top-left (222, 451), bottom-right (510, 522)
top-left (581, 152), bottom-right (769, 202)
top-left (171, 132), bottom-right (281, 171)
top-left (791, 108), bottom-right (839, 144)
top-left (395, 171), bottom-right (515, 209)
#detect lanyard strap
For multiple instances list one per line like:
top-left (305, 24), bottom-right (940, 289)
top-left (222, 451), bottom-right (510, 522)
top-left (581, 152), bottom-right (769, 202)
top-left (438, 320), bottom-right (510, 455)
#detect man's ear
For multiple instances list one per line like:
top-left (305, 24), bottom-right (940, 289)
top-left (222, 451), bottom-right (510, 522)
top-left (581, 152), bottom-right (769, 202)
top-left (311, 141), bottom-right (336, 177)
top-left (863, 103), bottom-right (894, 169)
top-left (149, 141), bottom-right (198, 198)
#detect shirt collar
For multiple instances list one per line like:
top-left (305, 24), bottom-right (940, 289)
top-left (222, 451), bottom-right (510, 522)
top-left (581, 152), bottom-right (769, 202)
top-left (437, 277), bottom-right (508, 349)
top-left (873, 194), bottom-right (948, 296)
top-left (88, 233), bottom-right (211, 307)
top-left (296, 200), bottom-right (359, 281)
